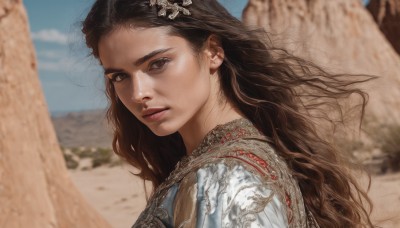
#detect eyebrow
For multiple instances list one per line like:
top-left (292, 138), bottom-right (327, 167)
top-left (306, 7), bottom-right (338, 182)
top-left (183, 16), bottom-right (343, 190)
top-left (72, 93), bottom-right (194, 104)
top-left (104, 68), bottom-right (123, 76)
top-left (104, 48), bottom-right (172, 75)
top-left (134, 48), bottom-right (172, 66)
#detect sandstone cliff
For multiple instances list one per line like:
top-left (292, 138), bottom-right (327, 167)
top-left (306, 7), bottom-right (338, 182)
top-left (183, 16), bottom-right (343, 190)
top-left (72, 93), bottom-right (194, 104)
top-left (243, 0), bottom-right (400, 123)
top-left (0, 1), bottom-right (111, 227)
top-left (367, 0), bottom-right (400, 55)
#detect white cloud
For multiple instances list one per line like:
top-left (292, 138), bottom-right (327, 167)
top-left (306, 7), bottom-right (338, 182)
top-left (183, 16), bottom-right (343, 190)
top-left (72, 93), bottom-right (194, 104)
top-left (38, 58), bottom-right (82, 72)
top-left (37, 50), bottom-right (65, 59)
top-left (38, 59), bottom-right (67, 71)
top-left (31, 29), bottom-right (68, 45)
top-left (37, 56), bottom-right (101, 75)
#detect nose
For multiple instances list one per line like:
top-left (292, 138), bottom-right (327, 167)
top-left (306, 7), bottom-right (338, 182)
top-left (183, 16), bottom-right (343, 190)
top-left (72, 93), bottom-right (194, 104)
top-left (131, 72), bottom-right (152, 103)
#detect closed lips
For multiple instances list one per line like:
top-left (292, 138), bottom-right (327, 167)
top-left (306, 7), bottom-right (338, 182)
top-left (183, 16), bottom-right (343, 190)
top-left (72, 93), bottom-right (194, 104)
top-left (142, 108), bottom-right (168, 118)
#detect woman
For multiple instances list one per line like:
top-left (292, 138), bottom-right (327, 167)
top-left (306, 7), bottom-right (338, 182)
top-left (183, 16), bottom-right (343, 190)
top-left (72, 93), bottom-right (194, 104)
top-left (82, 0), bottom-right (373, 227)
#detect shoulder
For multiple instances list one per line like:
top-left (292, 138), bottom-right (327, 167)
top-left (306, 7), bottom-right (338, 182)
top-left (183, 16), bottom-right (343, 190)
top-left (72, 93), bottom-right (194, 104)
top-left (205, 137), bottom-right (286, 180)
top-left (186, 138), bottom-right (285, 200)
top-left (182, 137), bottom-right (290, 198)
top-left (173, 137), bottom-right (309, 227)
top-left (174, 156), bottom-right (289, 227)
top-left (189, 156), bottom-right (280, 209)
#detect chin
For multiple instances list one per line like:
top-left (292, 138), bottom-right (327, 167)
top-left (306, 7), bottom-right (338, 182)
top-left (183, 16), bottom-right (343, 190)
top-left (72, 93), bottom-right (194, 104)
top-left (151, 130), bottom-right (175, 137)
top-left (147, 122), bottom-right (179, 137)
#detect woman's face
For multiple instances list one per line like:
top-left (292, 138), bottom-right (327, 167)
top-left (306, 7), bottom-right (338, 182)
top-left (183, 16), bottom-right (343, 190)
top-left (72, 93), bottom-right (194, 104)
top-left (98, 26), bottom-right (216, 136)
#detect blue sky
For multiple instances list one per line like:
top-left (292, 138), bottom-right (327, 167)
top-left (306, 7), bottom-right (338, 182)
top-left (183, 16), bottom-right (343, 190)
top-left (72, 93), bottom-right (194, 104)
top-left (24, 0), bottom-right (369, 114)
top-left (25, 0), bottom-right (108, 114)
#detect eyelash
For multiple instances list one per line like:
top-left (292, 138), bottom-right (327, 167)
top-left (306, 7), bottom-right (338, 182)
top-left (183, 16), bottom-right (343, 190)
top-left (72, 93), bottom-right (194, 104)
top-left (148, 58), bottom-right (170, 72)
top-left (108, 57), bottom-right (170, 82)
top-left (109, 73), bottom-right (128, 83)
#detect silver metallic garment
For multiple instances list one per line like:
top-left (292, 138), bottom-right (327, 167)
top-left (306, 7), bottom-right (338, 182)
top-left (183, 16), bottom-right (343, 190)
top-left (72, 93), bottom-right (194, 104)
top-left (132, 119), bottom-right (319, 228)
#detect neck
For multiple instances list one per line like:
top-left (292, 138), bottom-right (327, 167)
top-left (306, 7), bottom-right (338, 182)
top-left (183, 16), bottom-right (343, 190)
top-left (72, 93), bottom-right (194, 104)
top-left (178, 101), bottom-right (243, 155)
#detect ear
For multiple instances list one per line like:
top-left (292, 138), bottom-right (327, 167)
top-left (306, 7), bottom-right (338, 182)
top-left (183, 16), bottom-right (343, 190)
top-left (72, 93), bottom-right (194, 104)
top-left (204, 35), bottom-right (224, 74)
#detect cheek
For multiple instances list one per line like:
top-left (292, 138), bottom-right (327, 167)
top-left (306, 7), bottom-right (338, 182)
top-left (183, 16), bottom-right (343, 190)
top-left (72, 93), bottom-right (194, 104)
top-left (162, 57), bottom-right (210, 106)
top-left (113, 83), bottom-right (141, 116)
top-left (113, 83), bottom-right (129, 103)
top-left (117, 90), bottom-right (130, 104)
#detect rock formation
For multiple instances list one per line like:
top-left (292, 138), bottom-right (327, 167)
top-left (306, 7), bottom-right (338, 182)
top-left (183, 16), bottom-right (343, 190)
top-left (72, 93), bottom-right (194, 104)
top-left (242, 0), bottom-right (400, 123)
top-left (367, 0), bottom-right (400, 55)
top-left (0, 1), bottom-right (111, 227)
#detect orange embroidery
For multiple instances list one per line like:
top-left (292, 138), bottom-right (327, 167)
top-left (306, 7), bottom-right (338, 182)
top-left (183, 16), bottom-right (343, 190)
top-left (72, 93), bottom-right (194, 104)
top-left (286, 192), bottom-right (294, 223)
top-left (235, 150), bottom-right (278, 180)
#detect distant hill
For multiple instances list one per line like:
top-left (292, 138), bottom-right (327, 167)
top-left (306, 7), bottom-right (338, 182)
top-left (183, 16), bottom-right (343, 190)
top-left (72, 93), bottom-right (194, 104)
top-left (51, 109), bottom-right (113, 148)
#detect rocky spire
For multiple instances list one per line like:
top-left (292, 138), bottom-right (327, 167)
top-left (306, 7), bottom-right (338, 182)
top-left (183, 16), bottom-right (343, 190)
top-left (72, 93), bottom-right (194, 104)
top-left (367, 0), bottom-right (400, 55)
top-left (0, 1), bottom-right (111, 227)
top-left (242, 0), bottom-right (400, 122)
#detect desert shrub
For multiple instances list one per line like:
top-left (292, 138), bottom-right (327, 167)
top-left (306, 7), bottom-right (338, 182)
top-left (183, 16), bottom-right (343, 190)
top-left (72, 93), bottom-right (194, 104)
top-left (109, 158), bottom-right (123, 167)
top-left (92, 148), bottom-right (112, 168)
top-left (63, 147), bottom-right (115, 168)
top-left (379, 124), bottom-right (400, 172)
top-left (63, 154), bottom-right (79, 169)
top-left (70, 147), bottom-right (81, 156)
top-left (78, 148), bottom-right (93, 158)
top-left (70, 147), bottom-right (92, 158)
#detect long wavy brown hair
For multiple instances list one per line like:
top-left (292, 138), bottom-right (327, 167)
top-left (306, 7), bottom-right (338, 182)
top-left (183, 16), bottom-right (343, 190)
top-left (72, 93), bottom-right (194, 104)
top-left (82, 0), bottom-right (374, 226)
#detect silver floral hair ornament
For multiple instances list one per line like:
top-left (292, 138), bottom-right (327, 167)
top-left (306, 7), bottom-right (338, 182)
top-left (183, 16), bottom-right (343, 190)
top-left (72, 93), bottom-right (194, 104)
top-left (149, 0), bottom-right (192, 20)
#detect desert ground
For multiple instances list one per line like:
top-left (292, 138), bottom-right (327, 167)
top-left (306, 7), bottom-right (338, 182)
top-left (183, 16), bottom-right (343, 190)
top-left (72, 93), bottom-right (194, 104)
top-left (69, 165), bottom-right (400, 228)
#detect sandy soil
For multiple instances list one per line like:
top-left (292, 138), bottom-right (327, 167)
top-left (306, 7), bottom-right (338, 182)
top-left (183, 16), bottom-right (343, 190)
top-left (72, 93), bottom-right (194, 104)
top-left (69, 166), bottom-right (400, 228)
top-left (368, 173), bottom-right (400, 228)
top-left (69, 165), bottom-right (147, 228)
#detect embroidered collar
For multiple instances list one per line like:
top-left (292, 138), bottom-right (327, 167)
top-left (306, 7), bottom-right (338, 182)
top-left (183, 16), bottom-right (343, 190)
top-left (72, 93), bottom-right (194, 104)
top-left (189, 118), bottom-right (262, 158)
top-left (151, 118), bottom-right (264, 204)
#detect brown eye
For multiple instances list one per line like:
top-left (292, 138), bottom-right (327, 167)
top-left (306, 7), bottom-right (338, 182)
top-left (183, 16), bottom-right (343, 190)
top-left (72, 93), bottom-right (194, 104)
top-left (110, 73), bottom-right (128, 82)
top-left (149, 58), bottom-right (170, 72)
